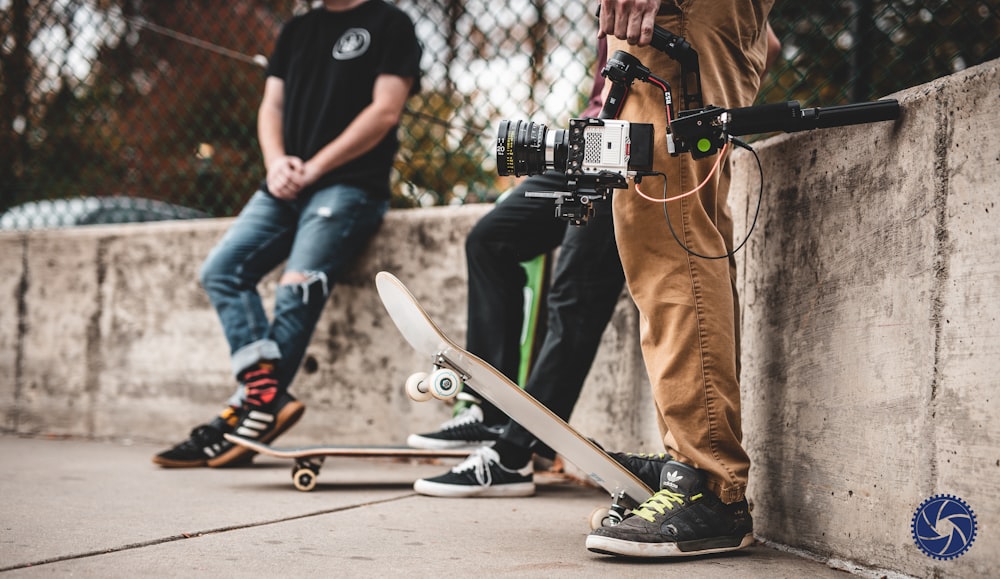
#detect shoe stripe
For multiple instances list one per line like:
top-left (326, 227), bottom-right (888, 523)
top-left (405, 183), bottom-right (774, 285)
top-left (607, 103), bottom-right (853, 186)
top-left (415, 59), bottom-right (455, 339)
top-left (231, 409), bottom-right (278, 439)
top-left (198, 441), bottom-right (228, 458)
top-left (247, 411), bottom-right (274, 423)
top-left (242, 418), bottom-right (271, 430)
top-left (235, 426), bottom-right (259, 438)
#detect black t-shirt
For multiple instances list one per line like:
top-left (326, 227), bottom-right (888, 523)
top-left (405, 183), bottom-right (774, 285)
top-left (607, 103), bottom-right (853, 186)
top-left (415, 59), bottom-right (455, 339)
top-left (265, 1), bottom-right (422, 199)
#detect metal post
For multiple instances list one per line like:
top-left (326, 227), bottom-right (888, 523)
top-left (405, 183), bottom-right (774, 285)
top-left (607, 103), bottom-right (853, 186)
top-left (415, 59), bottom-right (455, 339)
top-left (851, 0), bottom-right (874, 102)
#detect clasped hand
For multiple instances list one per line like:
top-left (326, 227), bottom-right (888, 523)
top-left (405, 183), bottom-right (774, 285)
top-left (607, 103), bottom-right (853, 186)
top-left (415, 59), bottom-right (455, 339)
top-left (266, 156), bottom-right (320, 200)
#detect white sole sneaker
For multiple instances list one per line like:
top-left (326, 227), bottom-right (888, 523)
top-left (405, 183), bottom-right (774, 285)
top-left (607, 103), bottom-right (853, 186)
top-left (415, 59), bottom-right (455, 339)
top-left (413, 478), bottom-right (535, 498)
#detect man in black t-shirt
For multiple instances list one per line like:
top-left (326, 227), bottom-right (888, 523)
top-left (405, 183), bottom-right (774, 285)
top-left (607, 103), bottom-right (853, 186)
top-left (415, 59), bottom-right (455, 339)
top-left (154, 0), bottom-right (421, 468)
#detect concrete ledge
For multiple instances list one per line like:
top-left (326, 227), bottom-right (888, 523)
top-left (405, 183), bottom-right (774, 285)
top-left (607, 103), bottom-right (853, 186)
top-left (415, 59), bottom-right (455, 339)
top-left (0, 205), bottom-right (659, 452)
top-left (731, 58), bottom-right (999, 577)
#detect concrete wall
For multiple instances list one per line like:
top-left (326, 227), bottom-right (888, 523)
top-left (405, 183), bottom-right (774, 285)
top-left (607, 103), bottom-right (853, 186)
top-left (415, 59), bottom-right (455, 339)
top-left (2, 59), bottom-right (997, 577)
top-left (731, 59), bottom-right (999, 577)
top-left (0, 205), bottom-right (659, 452)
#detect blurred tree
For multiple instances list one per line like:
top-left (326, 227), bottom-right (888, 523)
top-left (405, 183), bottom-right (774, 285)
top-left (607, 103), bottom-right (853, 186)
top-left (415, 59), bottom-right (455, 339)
top-left (1, 0), bottom-right (37, 213)
top-left (395, 90), bottom-right (499, 207)
top-left (1, 0), bottom-right (299, 215)
top-left (87, 0), bottom-right (292, 215)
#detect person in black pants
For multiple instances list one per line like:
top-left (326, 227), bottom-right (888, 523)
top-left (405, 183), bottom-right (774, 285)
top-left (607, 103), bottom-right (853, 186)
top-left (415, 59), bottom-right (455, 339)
top-left (406, 36), bottom-right (671, 496)
top-left (409, 170), bottom-right (640, 496)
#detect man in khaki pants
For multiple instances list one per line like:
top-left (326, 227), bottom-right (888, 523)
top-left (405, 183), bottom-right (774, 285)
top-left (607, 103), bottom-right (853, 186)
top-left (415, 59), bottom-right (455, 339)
top-left (586, 0), bottom-right (773, 558)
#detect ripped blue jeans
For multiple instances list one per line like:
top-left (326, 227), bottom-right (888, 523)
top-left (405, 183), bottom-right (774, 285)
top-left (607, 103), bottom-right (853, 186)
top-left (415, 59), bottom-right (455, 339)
top-left (199, 185), bottom-right (388, 404)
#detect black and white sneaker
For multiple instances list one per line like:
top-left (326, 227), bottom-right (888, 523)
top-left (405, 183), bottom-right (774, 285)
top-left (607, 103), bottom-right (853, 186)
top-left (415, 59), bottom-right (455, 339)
top-left (413, 446), bottom-right (534, 497)
top-left (153, 419), bottom-right (234, 468)
top-left (586, 460), bottom-right (754, 558)
top-left (406, 404), bottom-right (503, 451)
top-left (207, 392), bottom-right (305, 467)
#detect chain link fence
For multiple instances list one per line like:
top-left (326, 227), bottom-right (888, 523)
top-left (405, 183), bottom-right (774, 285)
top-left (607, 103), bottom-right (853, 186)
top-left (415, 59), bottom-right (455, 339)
top-left (761, 1), bottom-right (1000, 105)
top-left (2, 0), bottom-right (998, 227)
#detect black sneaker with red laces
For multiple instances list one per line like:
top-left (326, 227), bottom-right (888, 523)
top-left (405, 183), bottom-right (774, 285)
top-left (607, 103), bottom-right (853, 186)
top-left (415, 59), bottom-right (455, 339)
top-left (206, 391), bottom-right (305, 467)
top-left (153, 408), bottom-right (239, 468)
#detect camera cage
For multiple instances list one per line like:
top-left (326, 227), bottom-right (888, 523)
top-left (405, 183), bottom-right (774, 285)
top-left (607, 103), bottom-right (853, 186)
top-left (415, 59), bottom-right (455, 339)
top-left (510, 117), bottom-right (648, 226)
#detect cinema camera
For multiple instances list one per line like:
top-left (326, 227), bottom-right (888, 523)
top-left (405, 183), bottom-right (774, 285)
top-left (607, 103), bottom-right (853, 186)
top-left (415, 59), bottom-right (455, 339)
top-left (496, 25), bottom-right (900, 226)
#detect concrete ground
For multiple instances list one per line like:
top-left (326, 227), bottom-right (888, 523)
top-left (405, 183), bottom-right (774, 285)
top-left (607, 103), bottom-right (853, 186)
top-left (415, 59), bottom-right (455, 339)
top-left (0, 435), bottom-right (861, 578)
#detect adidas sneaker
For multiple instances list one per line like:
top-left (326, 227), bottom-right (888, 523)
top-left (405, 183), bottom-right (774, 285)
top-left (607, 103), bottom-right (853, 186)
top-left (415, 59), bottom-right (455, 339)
top-left (206, 392), bottom-right (305, 467)
top-left (586, 460), bottom-right (754, 557)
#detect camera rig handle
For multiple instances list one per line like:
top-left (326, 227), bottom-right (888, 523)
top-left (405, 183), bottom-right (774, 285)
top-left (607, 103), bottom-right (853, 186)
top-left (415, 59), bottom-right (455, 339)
top-left (729, 99), bottom-right (902, 133)
top-left (600, 26), bottom-right (703, 118)
top-left (669, 99), bottom-right (901, 159)
top-left (649, 26), bottom-right (703, 110)
top-left (600, 51), bottom-right (649, 120)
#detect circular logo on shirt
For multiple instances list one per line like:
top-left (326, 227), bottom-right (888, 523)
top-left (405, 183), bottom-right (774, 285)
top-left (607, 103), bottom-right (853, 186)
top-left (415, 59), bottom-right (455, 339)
top-left (332, 28), bottom-right (370, 60)
top-left (911, 494), bottom-right (977, 560)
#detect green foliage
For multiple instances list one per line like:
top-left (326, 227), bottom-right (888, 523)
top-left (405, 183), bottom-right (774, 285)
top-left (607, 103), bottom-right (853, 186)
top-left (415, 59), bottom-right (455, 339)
top-left (393, 91), bottom-right (498, 207)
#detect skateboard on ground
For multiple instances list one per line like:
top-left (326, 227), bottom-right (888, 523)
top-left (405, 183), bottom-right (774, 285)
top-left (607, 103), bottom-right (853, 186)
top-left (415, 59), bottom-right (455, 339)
top-left (223, 434), bottom-right (467, 492)
top-left (375, 271), bottom-right (654, 527)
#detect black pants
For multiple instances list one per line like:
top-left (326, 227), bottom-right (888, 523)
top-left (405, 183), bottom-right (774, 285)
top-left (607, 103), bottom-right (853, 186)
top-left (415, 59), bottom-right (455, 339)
top-left (465, 171), bottom-right (625, 451)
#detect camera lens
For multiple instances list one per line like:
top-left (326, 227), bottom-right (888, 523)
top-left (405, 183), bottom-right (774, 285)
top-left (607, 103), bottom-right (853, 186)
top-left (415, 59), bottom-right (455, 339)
top-left (496, 120), bottom-right (568, 177)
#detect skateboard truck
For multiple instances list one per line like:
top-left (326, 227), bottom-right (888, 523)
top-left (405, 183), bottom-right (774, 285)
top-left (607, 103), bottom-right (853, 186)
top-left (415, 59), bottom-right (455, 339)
top-left (405, 352), bottom-right (468, 402)
top-left (588, 491), bottom-right (633, 529)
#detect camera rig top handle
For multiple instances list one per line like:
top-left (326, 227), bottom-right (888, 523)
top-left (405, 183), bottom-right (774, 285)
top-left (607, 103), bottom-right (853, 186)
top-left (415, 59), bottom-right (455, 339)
top-left (595, 6), bottom-right (704, 110)
top-left (649, 25), bottom-right (703, 110)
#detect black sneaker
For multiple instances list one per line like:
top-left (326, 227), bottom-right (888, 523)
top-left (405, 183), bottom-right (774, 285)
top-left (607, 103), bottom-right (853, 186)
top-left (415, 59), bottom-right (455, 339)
top-left (207, 392), bottom-right (305, 467)
top-left (406, 404), bottom-right (503, 450)
top-left (152, 409), bottom-right (238, 468)
top-left (413, 446), bottom-right (534, 497)
top-left (607, 451), bottom-right (672, 491)
top-left (586, 461), bottom-right (754, 558)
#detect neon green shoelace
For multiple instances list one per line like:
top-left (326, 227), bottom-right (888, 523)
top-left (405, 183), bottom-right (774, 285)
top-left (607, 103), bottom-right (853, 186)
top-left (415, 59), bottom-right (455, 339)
top-left (629, 452), bottom-right (670, 460)
top-left (631, 489), bottom-right (703, 522)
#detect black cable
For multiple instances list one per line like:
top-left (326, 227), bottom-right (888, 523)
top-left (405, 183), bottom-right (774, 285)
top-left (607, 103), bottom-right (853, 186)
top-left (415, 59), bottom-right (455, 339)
top-left (659, 138), bottom-right (764, 260)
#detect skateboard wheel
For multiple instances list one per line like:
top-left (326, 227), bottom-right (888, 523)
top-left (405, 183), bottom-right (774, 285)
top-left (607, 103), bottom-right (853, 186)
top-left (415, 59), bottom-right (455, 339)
top-left (405, 372), bottom-right (433, 402)
top-left (589, 507), bottom-right (609, 530)
top-left (589, 506), bottom-right (624, 529)
top-left (428, 368), bottom-right (460, 400)
top-left (293, 467), bottom-right (318, 492)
